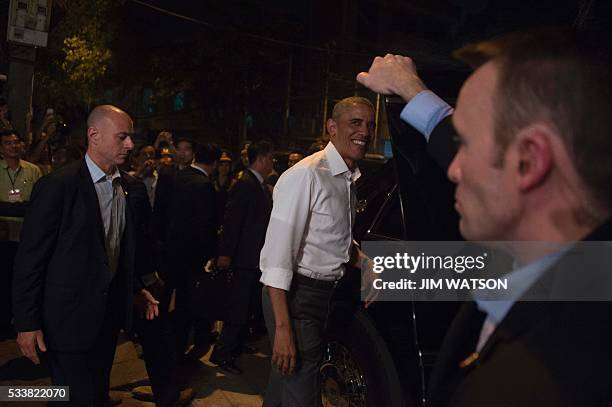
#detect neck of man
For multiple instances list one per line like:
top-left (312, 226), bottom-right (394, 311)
top-left (343, 157), bottom-right (357, 171)
top-left (4, 157), bottom-right (20, 170)
top-left (248, 164), bottom-right (265, 179)
top-left (506, 206), bottom-right (604, 265)
top-left (87, 150), bottom-right (116, 175)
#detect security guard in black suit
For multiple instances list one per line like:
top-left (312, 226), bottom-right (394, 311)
top-left (210, 140), bottom-right (274, 374)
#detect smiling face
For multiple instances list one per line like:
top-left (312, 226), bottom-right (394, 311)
top-left (327, 102), bottom-right (375, 170)
top-left (448, 62), bottom-right (520, 241)
top-left (0, 133), bottom-right (21, 160)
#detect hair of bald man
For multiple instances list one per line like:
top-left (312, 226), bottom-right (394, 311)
top-left (86, 105), bottom-right (131, 128)
top-left (331, 96), bottom-right (374, 121)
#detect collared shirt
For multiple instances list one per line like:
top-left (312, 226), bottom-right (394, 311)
top-left (129, 170), bottom-right (158, 208)
top-left (0, 159), bottom-right (43, 242)
top-left (141, 173), bottom-right (158, 208)
top-left (190, 164), bottom-right (209, 177)
top-left (474, 250), bottom-right (565, 351)
top-left (260, 142), bottom-right (360, 291)
top-left (400, 90), bottom-right (454, 139)
top-left (248, 167), bottom-right (265, 184)
top-left (85, 154), bottom-right (126, 278)
top-left (0, 159), bottom-right (43, 203)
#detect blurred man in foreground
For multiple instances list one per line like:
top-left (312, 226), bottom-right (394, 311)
top-left (357, 29), bottom-right (612, 406)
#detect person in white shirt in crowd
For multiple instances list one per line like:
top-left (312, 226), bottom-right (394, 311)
top-left (259, 96), bottom-right (375, 406)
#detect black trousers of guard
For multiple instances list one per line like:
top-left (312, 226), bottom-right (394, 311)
top-left (134, 285), bottom-right (181, 406)
top-left (46, 277), bottom-right (122, 407)
top-left (211, 267), bottom-right (261, 362)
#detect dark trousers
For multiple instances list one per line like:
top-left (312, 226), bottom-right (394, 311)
top-left (47, 304), bottom-right (120, 406)
top-left (134, 287), bottom-right (180, 406)
top-left (174, 272), bottom-right (212, 355)
top-left (262, 280), bottom-right (334, 407)
top-left (211, 268), bottom-right (261, 362)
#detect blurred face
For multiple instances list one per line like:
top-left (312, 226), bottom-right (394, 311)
top-left (159, 152), bottom-right (174, 168)
top-left (88, 112), bottom-right (134, 169)
top-left (287, 153), bottom-right (303, 168)
top-left (218, 161), bottom-right (231, 176)
top-left (51, 149), bottom-right (67, 170)
top-left (138, 146), bottom-right (156, 174)
top-left (241, 144), bottom-right (250, 166)
top-left (327, 103), bottom-right (375, 170)
top-left (448, 62), bottom-right (518, 241)
top-left (0, 134), bottom-right (21, 159)
top-left (140, 146), bottom-right (156, 161)
top-left (175, 141), bottom-right (194, 167)
top-left (257, 152), bottom-right (274, 176)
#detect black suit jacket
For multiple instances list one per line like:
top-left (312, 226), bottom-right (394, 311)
top-left (12, 160), bottom-right (151, 352)
top-left (164, 166), bottom-right (217, 280)
top-left (425, 115), bottom-right (612, 406)
top-left (218, 169), bottom-right (272, 270)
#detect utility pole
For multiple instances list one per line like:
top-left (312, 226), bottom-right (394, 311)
top-left (282, 53), bottom-right (292, 144)
top-left (6, 0), bottom-right (52, 145)
top-left (321, 51), bottom-right (330, 138)
top-left (7, 45), bottom-right (35, 144)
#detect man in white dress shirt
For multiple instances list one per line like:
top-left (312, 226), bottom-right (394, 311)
top-left (259, 96), bottom-right (375, 406)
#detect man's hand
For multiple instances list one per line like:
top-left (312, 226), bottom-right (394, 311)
top-left (350, 241), bottom-right (378, 308)
top-left (356, 54), bottom-right (427, 102)
top-left (135, 159), bottom-right (155, 178)
top-left (216, 256), bottom-right (232, 270)
top-left (272, 325), bottom-right (297, 376)
top-left (134, 289), bottom-right (160, 320)
top-left (360, 255), bottom-right (379, 308)
top-left (16, 330), bottom-right (46, 365)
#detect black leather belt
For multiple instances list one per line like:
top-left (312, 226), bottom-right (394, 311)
top-left (293, 273), bottom-right (339, 291)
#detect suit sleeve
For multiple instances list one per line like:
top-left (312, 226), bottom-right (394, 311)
top-left (217, 180), bottom-right (250, 259)
top-left (12, 175), bottom-right (64, 332)
top-left (129, 179), bottom-right (154, 291)
top-left (196, 181), bottom-right (217, 259)
top-left (152, 173), bottom-right (171, 245)
top-left (427, 115), bottom-right (458, 172)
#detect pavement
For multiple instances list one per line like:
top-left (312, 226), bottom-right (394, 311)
top-left (0, 330), bottom-right (271, 406)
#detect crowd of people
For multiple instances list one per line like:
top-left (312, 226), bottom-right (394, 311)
top-left (1, 26), bottom-right (612, 407)
top-left (0, 100), bottom-right (312, 405)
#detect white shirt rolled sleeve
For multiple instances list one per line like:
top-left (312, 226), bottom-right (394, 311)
top-left (260, 167), bottom-right (314, 291)
top-left (260, 142), bottom-right (357, 291)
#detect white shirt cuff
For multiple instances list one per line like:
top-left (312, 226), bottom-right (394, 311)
top-left (260, 268), bottom-right (294, 292)
top-left (400, 90), bottom-right (454, 140)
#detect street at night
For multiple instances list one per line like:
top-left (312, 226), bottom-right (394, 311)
top-left (2, 1), bottom-right (612, 406)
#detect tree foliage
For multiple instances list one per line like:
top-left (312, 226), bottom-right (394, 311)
top-left (34, 0), bottom-right (121, 114)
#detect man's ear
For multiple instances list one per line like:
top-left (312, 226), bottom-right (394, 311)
top-left (326, 118), bottom-right (337, 138)
top-left (87, 127), bottom-right (98, 146)
top-left (514, 124), bottom-right (553, 192)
